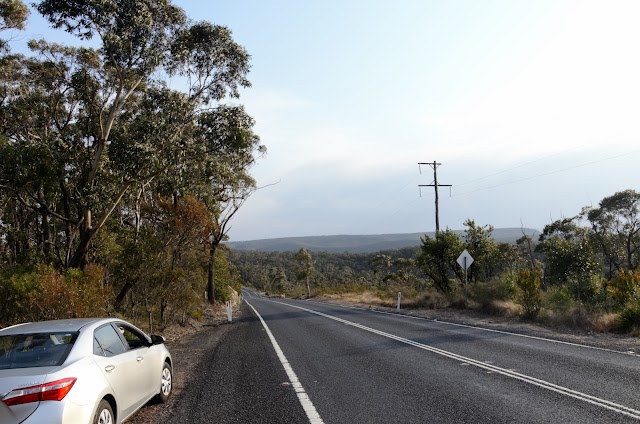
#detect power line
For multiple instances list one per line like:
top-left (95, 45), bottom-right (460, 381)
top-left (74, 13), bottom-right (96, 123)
top-left (455, 145), bottom-right (583, 187)
top-left (453, 149), bottom-right (639, 197)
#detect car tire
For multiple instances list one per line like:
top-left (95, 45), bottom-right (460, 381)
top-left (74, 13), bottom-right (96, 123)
top-left (93, 399), bottom-right (114, 424)
top-left (158, 362), bottom-right (172, 403)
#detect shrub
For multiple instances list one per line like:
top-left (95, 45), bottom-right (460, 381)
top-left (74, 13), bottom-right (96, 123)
top-left (516, 269), bottom-right (542, 318)
top-left (470, 273), bottom-right (517, 307)
top-left (567, 274), bottom-right (604, 304)
top-left (0, 264), bottom-right (111, 326)
top-left (618, 301), bottom-right (640, 332)
top-left (543, 286), bottom-right (575, 312)
top-left (608, 270), bottom-right (640, 306)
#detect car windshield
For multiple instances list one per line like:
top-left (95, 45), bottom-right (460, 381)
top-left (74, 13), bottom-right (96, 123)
top-left (0, 332), bottom-right (78, 369)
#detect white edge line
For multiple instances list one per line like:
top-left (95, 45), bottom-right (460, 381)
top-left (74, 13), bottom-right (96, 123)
top-left (244, 299), bottom-right (324, 424)
top-left (302, 299), bottom-right (639, 358)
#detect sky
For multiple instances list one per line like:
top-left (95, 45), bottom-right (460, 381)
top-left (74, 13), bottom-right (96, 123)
top-left (15, 1), bottom-right (640, 241)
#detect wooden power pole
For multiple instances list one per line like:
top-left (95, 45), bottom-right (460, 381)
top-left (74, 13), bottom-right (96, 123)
top-left (418, 161), bottom-right (452, 233)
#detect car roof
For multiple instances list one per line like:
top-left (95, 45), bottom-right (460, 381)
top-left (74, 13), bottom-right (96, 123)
top-left (0, 318), bottom-right (119, 335)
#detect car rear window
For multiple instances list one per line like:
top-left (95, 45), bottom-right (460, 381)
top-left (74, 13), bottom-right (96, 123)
top-left (0, 332), bottom-right (78, 369)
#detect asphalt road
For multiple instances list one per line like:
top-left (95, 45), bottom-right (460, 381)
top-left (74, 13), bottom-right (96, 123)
top-left (169, 290), bottom-right (640, 423)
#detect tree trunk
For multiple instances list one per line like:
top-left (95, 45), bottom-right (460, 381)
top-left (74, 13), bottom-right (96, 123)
top-left (114, 281), bottom-right (134, 311)
top-left (68, 227), bottom-right (94, 269)
top-left (207, 244), bottom-right (216, 304)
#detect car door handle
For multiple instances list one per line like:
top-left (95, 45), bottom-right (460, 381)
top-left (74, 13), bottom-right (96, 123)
top-left (137, 356), bottom-right (143, 362)
top-left (105, 365), bottom-right (115, 372)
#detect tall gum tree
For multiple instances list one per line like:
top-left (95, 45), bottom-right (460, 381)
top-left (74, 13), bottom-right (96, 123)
top-left (1, 0), bottom-right (252, 268)
top-left (585, 189), bottom-right (640, 272)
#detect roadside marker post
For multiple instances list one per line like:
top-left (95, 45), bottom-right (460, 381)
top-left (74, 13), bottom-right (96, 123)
top-left (226, 301), bottom-right (233, 323)
top-left (397, 292), bottom-right (402, 311)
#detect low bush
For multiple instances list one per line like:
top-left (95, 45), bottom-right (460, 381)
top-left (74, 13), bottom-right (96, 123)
top-left (608, 270), bottom-right (640, 306)
top-left (515, 269), bottom-right (542, 318)
top-left (618, 301), bottom-right (640, 332)
top-left (542, 286), bottom-right (575, 312)
top-left (470, 274), bottom-right (517, 307)
top-left (0, 264), bottom-right (111, 326)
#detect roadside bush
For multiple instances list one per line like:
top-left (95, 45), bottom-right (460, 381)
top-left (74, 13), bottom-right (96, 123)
top-left (618, 301), bottom-right (640, 332)
top-left (567, 275), bottom-right (604, 304)
top-left (470, 273), bottom-right (517, 307)
top-left (542, 286), bottom-right (575, 312)
top-left (608, 270), bottom-right (640, 306)
top-left (0, 264), bottom-right (112, 327)
top-left (516, 269), bottom-right (542, 318)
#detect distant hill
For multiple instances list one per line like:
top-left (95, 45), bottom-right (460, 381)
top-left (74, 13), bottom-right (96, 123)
top-left (227, 228), bottom-right (540, 253)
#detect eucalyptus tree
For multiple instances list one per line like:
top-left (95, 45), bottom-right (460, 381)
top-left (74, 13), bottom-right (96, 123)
top-left (295, 248), bottom-right (315, 298)
top-left (194, 105), bottom-right (263, 304)
top-left (0, 0), bottom-right (29, 52)
top-left (462, 219), bottom-right (500, 282)
top-left (536, 217), bottom-right (600, 300)
top-left (0, 0), bottom-right (253, 270)
top-left (416, 229), bottom-right (464, 293)
top-left (585, 189), bottom-right (640, 272)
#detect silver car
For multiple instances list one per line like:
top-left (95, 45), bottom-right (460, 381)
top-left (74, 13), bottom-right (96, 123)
top-left (0, 318), bottom-right (173, 424)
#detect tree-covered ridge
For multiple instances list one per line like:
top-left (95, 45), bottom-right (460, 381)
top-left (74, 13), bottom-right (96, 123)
top-left (0, 0), bottom-right (262, 329)
top-left (227, 228), bottom-right (539, 253)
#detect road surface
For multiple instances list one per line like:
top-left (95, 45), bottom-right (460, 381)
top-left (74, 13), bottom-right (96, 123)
top-left (169, 289), bottom-right (640, 423)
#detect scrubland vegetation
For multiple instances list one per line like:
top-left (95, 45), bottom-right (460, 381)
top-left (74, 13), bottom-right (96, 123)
top-left (232, 190), bottom-right (640, 335)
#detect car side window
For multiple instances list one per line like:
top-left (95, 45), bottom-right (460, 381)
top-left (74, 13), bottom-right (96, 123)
top-left (116, 324), bottom-right (149, 350)
top-left (94, 325), bottom-right (127, 357)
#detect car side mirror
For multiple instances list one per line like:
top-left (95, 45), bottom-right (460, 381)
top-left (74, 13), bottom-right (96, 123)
top-left (150, 335), bottom-right (165, 345)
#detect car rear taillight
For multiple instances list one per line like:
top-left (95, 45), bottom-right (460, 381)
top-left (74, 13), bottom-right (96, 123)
top-left (2, 377), bottom-right (77, 406)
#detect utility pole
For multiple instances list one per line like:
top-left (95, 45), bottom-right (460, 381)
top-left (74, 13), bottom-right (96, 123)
top-left (418, 161), bottom-right (452, 233)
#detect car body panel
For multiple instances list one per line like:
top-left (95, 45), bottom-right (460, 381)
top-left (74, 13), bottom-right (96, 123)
top-left (0, 318), bottom-right (172, 424)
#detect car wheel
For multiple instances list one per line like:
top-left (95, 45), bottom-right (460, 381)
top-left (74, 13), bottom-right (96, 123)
top-left (158, 362), bottom-right (172, 403)
top-left (93, 399), bottom-right (114, 424)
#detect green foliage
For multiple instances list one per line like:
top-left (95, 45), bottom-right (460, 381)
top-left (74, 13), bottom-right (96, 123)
top-left (0, 0), bottom-right (29, 52)
top-left (537, 217), bottom-right (600, 288)
top-left (608, 270), bottom-right (640, 306)
top-left (586, 189), bottom-right (640, 272)
top-left (515, 269), bottom-right (542, 318)
top-left (566, 274), bottom-right (605, 304)
top-left (470, 272), bottom-right (518, 307)
top-left (0, 0), bottom-right (259, 271)
top-left (618, 301), bottom-right (640, 332)
top-left (0, 264), bottom-right (111, 326)
top-left (213, 248), bottom-right (242, 301)
top-left (542, 286), bottom-right (575, 312)
top-left (463, 219), bottom-right (501, 281)
top-left (415, 229), bottom-right (464, 293)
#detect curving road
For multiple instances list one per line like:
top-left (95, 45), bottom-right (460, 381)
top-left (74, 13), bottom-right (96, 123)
top-left (169, 289), bottom-right (640, 423)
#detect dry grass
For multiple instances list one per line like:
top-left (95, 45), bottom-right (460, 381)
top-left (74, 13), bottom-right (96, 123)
top-left (536, 307), bottom-right (622, 333)
top-left (590, 312), bottom-right (620, 333)
top-left (323, 291), bottom-right (383, 304)
top-left (403, 291), bottom-right (449, 309)
top-left (476, 300), bottom-right (522, 317)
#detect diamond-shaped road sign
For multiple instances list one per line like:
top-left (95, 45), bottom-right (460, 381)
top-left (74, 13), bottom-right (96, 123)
top-left (457, 249), bottom-right (474, 270)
